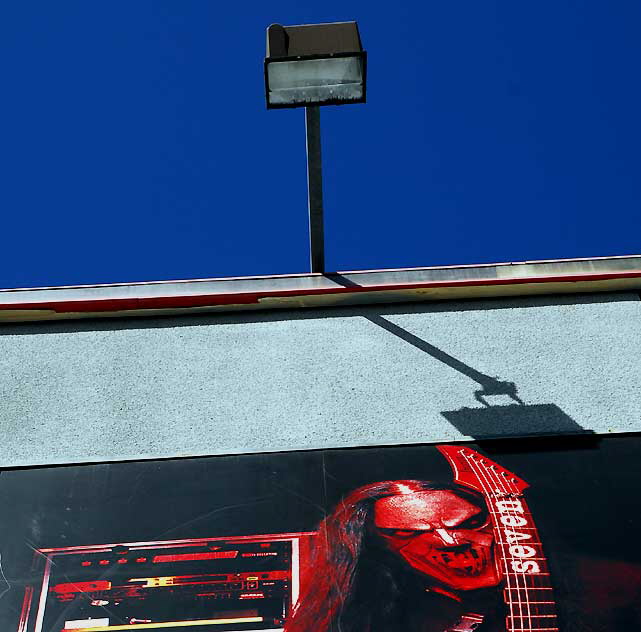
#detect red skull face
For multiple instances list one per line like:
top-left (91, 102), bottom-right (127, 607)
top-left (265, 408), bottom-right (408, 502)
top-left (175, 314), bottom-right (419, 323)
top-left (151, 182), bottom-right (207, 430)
top-left (374, 490), bottom-right (501, 592)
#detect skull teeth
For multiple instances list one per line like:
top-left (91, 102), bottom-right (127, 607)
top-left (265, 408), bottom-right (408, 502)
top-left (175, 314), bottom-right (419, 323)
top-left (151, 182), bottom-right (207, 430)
top-left (431, 549), bottom-right (485, 576)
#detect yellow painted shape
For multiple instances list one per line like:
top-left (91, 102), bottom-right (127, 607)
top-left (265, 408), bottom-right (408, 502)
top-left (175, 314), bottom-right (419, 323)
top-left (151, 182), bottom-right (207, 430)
top-left (62, 616), bottom-right (263, 631)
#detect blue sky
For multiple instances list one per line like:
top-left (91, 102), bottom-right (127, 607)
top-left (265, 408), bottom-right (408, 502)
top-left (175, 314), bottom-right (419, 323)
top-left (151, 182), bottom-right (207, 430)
top-left (1, 1), bottom-right (640, 289)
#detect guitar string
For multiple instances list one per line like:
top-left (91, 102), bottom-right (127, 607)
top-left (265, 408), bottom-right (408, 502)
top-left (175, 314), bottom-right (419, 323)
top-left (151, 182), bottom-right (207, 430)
top-left (488, 460), bottom-right (532, 632)
top-left (470, 453), bottom-right (558, 632)
top-left (460, 452), bottom-right (522, 631)
top-left (503, 477), bottom-right (557, 631)
top-left (445, 447), bottom-right (558, 631)
top-left (463, 452), bottom-right (530, 632)
top-left (501, 471), bottom-right (558, 630)
top-left (492, 460), bottom-right (532, 630)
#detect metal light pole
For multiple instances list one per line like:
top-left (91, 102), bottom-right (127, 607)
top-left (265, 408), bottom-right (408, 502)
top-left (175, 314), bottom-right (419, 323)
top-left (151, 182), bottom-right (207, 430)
top-left (305, 106), bottom-right (324, 273)
top-left (264, 21), bottom-right (367, 274)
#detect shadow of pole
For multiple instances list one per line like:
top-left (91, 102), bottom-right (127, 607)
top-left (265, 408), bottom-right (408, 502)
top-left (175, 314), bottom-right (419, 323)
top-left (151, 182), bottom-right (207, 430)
top-left (367, 314), bottom-right (523, 407)
top-left (327, 273), bottom-right (591, 439)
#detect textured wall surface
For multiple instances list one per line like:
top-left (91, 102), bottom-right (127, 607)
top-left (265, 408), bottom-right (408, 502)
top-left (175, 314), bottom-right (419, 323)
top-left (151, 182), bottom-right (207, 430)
top-left (1, 292), bottom-right (639, 467)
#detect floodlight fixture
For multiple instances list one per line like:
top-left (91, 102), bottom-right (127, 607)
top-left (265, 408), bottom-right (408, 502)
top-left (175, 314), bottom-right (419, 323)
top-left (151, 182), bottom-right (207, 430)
top-left (264, 21), bottom-right (367, 274)
top-left (264, 21), bottom-right (366, 109)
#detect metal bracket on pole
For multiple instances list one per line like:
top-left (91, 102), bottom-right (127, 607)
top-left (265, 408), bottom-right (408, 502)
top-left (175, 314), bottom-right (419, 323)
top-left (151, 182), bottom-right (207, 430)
top-left (305, 106), bottom-right (325, 273)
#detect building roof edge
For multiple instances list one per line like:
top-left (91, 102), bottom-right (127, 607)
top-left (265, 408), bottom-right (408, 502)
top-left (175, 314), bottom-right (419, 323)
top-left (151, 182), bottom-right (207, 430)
top-left (2, 255), bottom-right (640, 323)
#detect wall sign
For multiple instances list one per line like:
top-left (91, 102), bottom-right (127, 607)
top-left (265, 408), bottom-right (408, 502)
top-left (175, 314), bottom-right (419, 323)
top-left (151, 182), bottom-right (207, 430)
top-left (1, 435), bottom-right (639, 631)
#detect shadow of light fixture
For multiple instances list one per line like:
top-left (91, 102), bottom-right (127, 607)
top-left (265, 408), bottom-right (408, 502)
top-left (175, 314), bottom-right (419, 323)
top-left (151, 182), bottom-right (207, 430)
top-left (322, 276), bottom-right (593, 441)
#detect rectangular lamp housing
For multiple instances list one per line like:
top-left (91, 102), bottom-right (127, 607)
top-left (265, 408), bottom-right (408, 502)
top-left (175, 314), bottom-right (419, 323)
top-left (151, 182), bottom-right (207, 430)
top-left (265, 22), bottom-right (367, 109)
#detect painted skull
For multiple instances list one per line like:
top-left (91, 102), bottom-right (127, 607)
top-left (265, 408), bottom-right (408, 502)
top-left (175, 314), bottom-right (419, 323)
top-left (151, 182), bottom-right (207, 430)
top-left (374, 489), bottom-right (501, 592)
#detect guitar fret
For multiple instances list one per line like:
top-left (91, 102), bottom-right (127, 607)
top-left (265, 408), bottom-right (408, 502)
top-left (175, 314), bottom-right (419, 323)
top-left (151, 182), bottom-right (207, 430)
top-left (507, 628), bottom-right (559, 631)
top-left (501, 561), bottom-right (550, 573)
top-left (505, 579), bottom-right (553, 588)
top-left (489, 511), bottom-right (537, 517)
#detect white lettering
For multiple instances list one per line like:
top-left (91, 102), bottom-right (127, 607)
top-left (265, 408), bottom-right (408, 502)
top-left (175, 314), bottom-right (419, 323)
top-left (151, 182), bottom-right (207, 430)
top-left (511, 560), bottom-right (541, 573)
top-left (491, 496), bottom-right (543, 575)
top-left (495, 499), bottom-right (524, 513)
top-left (509, 545), bottom-right (537, 558)
top-left (504, 529), bottom-right (532, 544)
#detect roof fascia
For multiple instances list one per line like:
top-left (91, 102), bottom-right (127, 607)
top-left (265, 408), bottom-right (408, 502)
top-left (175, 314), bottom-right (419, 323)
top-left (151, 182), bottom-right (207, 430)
top-left (1, 255), bottom-right (640, 323)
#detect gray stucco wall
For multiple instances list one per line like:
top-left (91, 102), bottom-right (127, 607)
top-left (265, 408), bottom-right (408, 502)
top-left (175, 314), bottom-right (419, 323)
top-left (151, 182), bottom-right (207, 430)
top-left (1, 291), bottom-right (639, 467)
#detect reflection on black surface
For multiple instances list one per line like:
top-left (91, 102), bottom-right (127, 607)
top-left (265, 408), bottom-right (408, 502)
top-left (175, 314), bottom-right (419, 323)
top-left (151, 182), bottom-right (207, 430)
top-left (33, 536), bottom-right (311, 632)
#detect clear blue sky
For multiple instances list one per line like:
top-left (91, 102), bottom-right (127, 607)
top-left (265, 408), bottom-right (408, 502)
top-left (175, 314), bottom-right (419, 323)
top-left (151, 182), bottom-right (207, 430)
top-left (1, 1), bottom-right (640, 289)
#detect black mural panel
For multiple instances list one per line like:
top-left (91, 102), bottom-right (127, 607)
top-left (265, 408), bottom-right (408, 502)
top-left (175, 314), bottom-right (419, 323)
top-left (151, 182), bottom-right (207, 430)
top-left (1, 435), bottom-right (640, 631)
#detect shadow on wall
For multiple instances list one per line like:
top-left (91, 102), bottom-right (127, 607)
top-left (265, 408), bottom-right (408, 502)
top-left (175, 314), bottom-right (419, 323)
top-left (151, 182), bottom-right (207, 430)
top-left (368, 313), bottom-right (591, 440)
top-left (440, 403), bottom-right (588, 440)
top-left (328, 275), bottom-right (593, 441)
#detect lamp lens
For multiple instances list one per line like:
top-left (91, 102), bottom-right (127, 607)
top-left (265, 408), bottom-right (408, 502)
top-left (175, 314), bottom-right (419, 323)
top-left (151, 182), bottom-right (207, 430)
top-left (267, 57), bottom-right (363, 105)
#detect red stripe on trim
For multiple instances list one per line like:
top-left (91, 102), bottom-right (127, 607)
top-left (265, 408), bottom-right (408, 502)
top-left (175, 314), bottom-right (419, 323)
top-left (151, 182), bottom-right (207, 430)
top-left (2, 270), bottom-right (641, 314)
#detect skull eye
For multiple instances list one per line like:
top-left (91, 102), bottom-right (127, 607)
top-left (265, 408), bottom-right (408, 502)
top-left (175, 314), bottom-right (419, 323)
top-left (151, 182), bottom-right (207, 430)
top-left (453, 510), bottom-right (489, 530)
top-left (378, 528), bottom-right (421, 538)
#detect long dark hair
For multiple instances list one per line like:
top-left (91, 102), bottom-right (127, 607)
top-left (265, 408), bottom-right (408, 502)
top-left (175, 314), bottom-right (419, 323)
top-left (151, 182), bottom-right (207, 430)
top-left (285, 480), bottom-right (485, 632)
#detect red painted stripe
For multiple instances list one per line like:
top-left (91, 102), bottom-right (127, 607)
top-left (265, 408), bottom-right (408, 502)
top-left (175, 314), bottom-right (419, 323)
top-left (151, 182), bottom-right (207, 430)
top-left (152, 551), bottom-right (238, 563)
top-left (52, 581), bottom-right (111, 593)
top-left (2, 270), bottom-right (641, 314)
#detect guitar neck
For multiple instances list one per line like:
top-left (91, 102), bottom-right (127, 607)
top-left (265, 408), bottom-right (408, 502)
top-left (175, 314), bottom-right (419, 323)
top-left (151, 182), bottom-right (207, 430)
top-left (437, 446), bottom-right (559, 632)
top-left (489, 497), bottom-right (558, 632)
